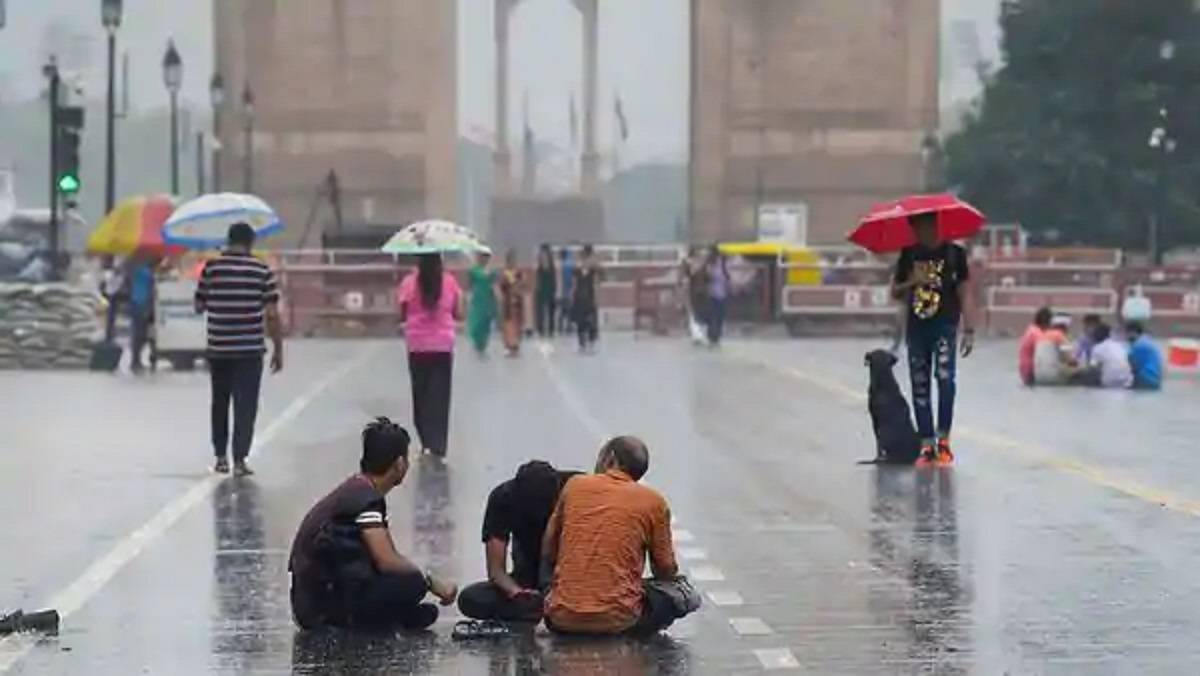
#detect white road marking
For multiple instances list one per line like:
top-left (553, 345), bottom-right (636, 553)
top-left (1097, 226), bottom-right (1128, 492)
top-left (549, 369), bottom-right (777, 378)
top-left (689, 565), bottom-right (726, 582)
top-left (678, 547), bottom-right (709, 561)
top-left (729, 617), bottom-right (774, 636)
top-left (706, 590), bottom-right (745, 607)
top-left (0, 344), bottom-right (382, 673)
top-left (673, 529), bottom-right (695, 543)
top-left (754, 648), bottom-right (801, 670)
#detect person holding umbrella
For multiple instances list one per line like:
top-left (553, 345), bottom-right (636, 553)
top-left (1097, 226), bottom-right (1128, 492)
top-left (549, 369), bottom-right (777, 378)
top-left (852, 195), bottom-right (983, 467)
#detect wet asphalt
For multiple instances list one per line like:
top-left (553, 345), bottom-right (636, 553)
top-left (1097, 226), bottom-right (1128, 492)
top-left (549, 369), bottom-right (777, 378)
top-left (2, 335), bottom-right (1199, 674)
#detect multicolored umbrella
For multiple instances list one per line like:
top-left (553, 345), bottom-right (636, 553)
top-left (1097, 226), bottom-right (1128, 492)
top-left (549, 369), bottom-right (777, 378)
top-left (848, 193), bottom-right (986, 254)
top-left (86, 195), bottom-right (181, 258)
top-left (381, 219), bottom-right (486, 255)
top-left (163, 192), bottom-right (283, 249)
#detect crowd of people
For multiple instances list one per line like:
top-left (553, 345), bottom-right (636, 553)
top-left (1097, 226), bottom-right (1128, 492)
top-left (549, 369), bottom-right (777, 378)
top-left (1018, 309), bottom-right (1163, 390)
top-left (287, 420), bottom-right (700, 638)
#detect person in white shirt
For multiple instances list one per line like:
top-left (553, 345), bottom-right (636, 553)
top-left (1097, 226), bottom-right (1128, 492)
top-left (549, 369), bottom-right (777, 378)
top-left (1085, 323), bottom-right (1132, 389)
top-left (1032, 315), bottom-right (1075, 385)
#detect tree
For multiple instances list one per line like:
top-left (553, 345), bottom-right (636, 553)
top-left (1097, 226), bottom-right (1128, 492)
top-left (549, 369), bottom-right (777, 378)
top-left (944, 0), bottom-right (1200, 252)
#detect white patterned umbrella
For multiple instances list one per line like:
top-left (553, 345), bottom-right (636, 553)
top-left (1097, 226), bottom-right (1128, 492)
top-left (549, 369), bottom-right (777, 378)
top-left (380, 219), bottom-right (486, 255)
top-left (163, 193), bottom-right (283, 249)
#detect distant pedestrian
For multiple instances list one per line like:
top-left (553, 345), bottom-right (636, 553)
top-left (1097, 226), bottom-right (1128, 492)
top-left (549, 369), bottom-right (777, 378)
top-left (1126, 321), bottom-right (1164, 391)
top-left (572, 244), bottom-right (601, 353)
top-left (891, 212), bottom-right (975, 466)
top-left (127, 259), bottom-right (155, 373)
top-left (397, 253), bottom-right (462, 457)
top-left (194, 223), bottom-right (283, 476)
top-left (466, 250), bottom-right (498, 356)
top-left (1017, 307), bottom-right (1052, 386)
top-left (534, 244), bottom-right (557, 338)
top-left (702, 245), bottom-right (731, 346)
top-left (558, 248), bottom-right (575, 333)
top-left (499, 250), bottom-right (525, 357)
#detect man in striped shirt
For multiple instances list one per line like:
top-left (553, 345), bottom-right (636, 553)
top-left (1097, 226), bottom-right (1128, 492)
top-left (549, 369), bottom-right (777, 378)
top-left (195, 223), bottom-right (284, 476)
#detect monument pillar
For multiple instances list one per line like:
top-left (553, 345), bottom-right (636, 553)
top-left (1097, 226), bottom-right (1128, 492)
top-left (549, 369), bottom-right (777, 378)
top-left (577, 0), bottom-right (600, 196)
top-left (493, 0), bottom-right (515, 196)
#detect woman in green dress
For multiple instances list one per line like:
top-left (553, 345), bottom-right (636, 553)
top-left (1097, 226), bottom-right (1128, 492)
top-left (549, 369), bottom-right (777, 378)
top-left (467, 250), bottom-right (498, 356)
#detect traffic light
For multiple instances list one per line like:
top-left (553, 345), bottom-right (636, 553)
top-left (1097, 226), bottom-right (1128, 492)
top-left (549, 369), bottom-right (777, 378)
top-left (55, 106), bottom-right (84, 195)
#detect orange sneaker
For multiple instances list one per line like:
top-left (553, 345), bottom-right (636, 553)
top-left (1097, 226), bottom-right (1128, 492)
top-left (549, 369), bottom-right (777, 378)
top-left (915, 442), bottom-right (937, 468)
top-left (935, 438), bottom-right (955, 466)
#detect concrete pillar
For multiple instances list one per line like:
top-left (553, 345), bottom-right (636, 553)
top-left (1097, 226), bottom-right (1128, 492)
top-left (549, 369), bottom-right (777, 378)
top-left (578, 0), bottom-right (599, 197)
top-left (494, 0), bottom-right (514, 196)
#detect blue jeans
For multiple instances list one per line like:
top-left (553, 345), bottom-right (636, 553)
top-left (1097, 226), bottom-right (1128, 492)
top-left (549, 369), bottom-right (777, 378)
top-left (706, 296), bottom-right (727, 345)
top-left (906, 319), bottom-right (958, 440)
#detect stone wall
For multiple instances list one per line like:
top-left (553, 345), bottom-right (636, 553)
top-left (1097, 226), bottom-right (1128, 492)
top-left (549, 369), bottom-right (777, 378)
top-left (690, 0), bottom-right (940, 245)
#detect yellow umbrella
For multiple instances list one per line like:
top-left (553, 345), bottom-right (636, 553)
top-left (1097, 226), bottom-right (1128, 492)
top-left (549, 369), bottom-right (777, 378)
top-left (87, 194), bottom-right (180, 257)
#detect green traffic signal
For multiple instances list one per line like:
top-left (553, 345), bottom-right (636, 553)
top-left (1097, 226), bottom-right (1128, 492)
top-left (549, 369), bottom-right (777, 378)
top-left (57, 173), bottom-right (80, 194)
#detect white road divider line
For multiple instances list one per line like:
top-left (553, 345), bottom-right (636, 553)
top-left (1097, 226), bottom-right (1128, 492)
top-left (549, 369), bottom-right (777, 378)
top-left (673, 529), bottom-right (695, 543)
top-left (689, 565), bottom-right (726, 582)
top-left (0, 343), bottom-right (382, 674)
top-left (706, 590), bottom-right (744, 607)
top-left (754, 648), bottom-right (801, 670)
top-left (678, 547), bottom-right (709, 561)
top-left (729, 617), bottom-right (774, 636)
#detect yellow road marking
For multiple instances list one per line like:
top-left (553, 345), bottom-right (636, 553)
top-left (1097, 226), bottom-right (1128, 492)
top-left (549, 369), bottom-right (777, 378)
top-left (727, 346), bottom-right (1200, 517)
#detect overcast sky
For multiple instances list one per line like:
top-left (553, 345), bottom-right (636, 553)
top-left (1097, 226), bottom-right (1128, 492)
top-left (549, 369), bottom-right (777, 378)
top-left (0, 0), bottom-right (1001, 165)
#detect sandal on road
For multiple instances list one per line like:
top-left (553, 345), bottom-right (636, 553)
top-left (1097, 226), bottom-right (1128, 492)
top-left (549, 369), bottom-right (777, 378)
top-left (452, 620), bottom-right (513, 640)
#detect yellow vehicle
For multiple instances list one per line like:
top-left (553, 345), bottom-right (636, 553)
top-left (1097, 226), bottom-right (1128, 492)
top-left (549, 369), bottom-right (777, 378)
top-left (717, 241), bottom-right (821, 286)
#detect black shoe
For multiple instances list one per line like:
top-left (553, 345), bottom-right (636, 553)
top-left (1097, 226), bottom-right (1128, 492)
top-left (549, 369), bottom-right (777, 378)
top-left (214, 457), bottom-right (230, 474)
top-left (233, 461), bottom-right (254, 477)
top-left (401, 603), bottom-right (439, 631)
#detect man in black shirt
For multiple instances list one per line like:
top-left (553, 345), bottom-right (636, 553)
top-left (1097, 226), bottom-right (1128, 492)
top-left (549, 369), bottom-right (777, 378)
top-left (457, 461), bottom-right (578, 623)
top-left (289, 418), bottom-right (458, 631)
top-left (891, 212), bottom-right (976, 466)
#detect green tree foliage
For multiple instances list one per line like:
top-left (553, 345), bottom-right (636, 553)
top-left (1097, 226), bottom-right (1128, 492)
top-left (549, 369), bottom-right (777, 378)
top-left (944, 0), bottom-right (1200, 250)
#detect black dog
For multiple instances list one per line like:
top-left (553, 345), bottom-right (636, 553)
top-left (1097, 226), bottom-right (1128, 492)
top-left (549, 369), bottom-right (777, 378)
top-left (861, 349), bottom-right (921, 465)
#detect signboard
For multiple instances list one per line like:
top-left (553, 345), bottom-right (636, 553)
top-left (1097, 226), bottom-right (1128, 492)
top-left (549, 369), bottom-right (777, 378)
top-left (757, 202), bottom-right (808, 245)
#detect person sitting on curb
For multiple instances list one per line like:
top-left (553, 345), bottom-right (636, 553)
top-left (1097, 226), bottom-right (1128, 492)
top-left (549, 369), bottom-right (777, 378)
top-left (288, 417), bottom-right (457, 631)
top-left (1126, 321), bottom-right (1164, 391)
top-left (454, 461), bottom-right (579, 636)
top-left (541, 436), bottom-right (701, 637)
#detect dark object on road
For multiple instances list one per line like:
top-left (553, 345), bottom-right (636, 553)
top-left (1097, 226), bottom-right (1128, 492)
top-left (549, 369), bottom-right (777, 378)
top-left (451, 619), bottom-right (515, 640)
top-left (0, 609), bottom-right (60, 636)
top-left (862, 349), bottom-right (921, 464)
top-left (89, 340), bottom-right (122, 372)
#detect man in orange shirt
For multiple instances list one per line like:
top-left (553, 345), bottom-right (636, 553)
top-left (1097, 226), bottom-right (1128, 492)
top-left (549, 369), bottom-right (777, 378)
top-left (541, 436), bottom-right (700, 636)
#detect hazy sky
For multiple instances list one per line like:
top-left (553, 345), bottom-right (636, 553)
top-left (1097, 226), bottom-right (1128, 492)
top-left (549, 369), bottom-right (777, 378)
top-left (0, 0), bottom-right (1002, 166)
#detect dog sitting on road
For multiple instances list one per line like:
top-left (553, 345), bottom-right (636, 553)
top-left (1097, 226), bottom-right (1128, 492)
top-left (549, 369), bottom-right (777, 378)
top-left (861, 349), bottom-right (921, 465)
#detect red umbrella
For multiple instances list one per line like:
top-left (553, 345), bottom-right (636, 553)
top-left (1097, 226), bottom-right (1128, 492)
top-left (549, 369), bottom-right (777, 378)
top-left (848, 193), bottom-right (986, 254)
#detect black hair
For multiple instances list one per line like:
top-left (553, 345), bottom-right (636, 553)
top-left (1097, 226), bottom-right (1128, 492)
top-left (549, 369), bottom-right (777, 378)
top-left (559, 248), bottom-right (570, 260)
top-left (582, 244), bottom-right (594, 256)
top-left (227, 222), bottom-right (256, 248)
top-left (1125, 321), bottom-right (1145, 337)
top-left (360, 417), bottom-right (410, 475)
top-left (1093, 322), bottom-right (1112, 343)
top-left (1082, 313), bottom-right (1102, 326)
top-left (602, 436), bottom-right (649, 481)
top-left (513, 460), bottom-right (564, 521)
top-left (416, 254), bottom-right (443, 311)
top-left (1034, 307), bottom-right (1053, 329)
top-left (908, 211), bottom-right (937, 230)
top-left (538, 244), bottom-right (556, 272)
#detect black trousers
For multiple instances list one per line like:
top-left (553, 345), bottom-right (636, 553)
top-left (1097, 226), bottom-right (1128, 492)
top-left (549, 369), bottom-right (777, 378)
top-left (457, 581), bottom-right (544, 622)
top-left (546, 581), bottom-right (680, 637)
top-left (292, 570), bottom-right (435, 631)
top-left (210, 356), bottom-right (263, 461)
top-left (408, 351), bottom-right (453, 456)
top-left (535, 295), bottom-right (557, 337)
top-left (575, 304), bottom-right (598, 348)
top-left (129, 303), bottom-right (151, 368)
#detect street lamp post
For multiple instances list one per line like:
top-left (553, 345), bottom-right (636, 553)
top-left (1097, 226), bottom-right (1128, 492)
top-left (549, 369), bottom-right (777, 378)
top-left (162, 40), bottom-right (183, 195)
top-left (209, 73), bottom-right (224, 192)
top-left (1148, 40), bottom-right (1177, 264)
top-left (102, 0), bottom-right (122, 215)
top-left (242, 83), bottom-right (255, 193)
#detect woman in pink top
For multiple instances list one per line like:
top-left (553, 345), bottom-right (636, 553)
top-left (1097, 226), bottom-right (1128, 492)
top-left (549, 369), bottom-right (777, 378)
top-left (1018, 307), bottom-right (1052, 386)
top-left (397, 254), bottom-right (463, 457)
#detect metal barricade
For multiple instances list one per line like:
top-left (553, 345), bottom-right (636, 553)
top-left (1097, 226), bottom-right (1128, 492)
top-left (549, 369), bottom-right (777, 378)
top-left (778, 251), bottom-right (898, 336)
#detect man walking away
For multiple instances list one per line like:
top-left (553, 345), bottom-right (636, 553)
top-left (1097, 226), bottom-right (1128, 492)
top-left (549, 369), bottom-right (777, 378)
top-left (541, 436), bottom-right (700, 636)
top-left (194, 223), bottom-right (283, 476)
top-left (289, 418), bottom-right (458, 631)
top-left (127, 260), bottom-right (155, 373)
top-left (703, 245), bottom-right (731, 346)
top-left (558, 248), bottom-right (575, 333)
top-left (534, 244), bottom-right (557, 338)
top-left (456, 461), bottom-right (579, 631)
top-left (890, 212), bottom-right (975, 466)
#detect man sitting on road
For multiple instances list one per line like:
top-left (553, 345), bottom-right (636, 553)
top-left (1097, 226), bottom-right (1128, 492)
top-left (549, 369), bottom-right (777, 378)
top-left (1126, 321), bottom-right (1164, 391)
top-left (541, 436), bottom-right (700, 636)
top-left (455, 461), bottom-right (579, 631)
top-left (1033, 314), bottom-right (1076, 385)
top-left (1080, 323), bottom-right (1133, 389)
top-left (288, 417), bottom-right (457, 631)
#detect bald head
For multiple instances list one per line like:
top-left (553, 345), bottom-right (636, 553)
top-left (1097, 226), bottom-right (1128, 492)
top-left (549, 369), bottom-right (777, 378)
top-left (596, 435), bottom-right (649, 481)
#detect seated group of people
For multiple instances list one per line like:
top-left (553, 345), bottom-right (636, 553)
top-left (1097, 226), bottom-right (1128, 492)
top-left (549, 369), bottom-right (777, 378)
top-left (1019, 308), bottom-right (1163, 390)
top-left (288, 418), bottom-right (700, 638)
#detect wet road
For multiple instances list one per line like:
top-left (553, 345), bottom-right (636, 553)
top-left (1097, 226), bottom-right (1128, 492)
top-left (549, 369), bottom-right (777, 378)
top-left (2, 336), bottom-right (1200, 674)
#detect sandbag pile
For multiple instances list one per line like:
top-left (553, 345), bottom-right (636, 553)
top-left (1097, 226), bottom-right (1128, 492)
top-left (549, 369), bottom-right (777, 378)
top-left (0, 283), bottom-right (101, 370)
